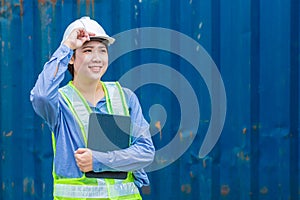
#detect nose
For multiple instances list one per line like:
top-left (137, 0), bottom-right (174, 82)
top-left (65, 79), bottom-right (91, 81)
top-left (91, 51), bottom-right (102, 62)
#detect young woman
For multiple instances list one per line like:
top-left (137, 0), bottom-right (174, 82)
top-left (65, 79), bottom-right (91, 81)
top-left (30, 16), bottom-right (154, 200)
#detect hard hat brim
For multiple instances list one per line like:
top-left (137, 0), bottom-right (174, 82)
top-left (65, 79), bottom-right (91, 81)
top-left (90, 36), bottom-right (115, 45)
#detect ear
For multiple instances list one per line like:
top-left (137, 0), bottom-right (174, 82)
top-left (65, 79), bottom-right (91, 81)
top-left (69, 56), bottom-right (75, 65)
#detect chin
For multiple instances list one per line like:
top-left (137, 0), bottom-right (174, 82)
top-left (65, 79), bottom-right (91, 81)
top-left (90, 74), bottom-right (103, 81)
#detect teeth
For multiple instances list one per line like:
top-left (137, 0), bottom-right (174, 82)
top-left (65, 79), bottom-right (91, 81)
top-left (89, 66), bottom-right (102, 68)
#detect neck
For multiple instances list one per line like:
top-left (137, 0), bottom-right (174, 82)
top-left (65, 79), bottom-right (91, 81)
top-left (73, 78), bottom-right (99, 93)
top-left (72, 79), bottom-right (104, 106)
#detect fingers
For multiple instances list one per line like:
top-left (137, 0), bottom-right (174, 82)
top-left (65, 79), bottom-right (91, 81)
top-left (87, 31), bottom-right (96, 37)
top-left (74, 148), bottom-right (93, 172)
top-left (74, 147), bottom-right (87, 154)
top-left (63, 28), bottom-right (94, 50)
top-left (77, 29), bottom-right (90, 41)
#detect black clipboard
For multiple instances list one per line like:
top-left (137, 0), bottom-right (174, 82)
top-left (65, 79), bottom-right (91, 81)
top-left (85, 113), bottom-right (130, 179)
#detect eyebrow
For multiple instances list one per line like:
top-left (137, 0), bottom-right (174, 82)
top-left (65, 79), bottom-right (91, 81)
top-left (82, 45), bottom-right (107, 49)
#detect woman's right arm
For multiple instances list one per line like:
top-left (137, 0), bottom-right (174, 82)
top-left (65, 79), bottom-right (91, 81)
top-left (30, 44), bottom-right (73, 129)
top-left (30, 28), bottom-right (92, 130)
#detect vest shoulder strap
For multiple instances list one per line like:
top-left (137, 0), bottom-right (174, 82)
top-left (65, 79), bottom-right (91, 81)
top-left (59, 83), bottom-right (91, 143)
top-left (102, 81), bottom-right (129, 116)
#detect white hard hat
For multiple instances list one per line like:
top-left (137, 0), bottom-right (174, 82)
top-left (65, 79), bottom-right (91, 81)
top-left (61, 16), bottom-right (115, 45)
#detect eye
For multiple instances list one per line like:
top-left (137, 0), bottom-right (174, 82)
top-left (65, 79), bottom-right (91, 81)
top-left (100, 48), bottom-right (107, 53)
top-left (83, 49), bottom-right (92, 53)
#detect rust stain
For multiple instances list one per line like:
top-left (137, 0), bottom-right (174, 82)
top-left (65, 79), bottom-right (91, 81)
top-left (141, 185), bottom-right (151, 195)
top-left (38, 0), bottom-right (46, 5)
top-left (252, 124), bottom-right (260, 131)
top-left (2, 182), bottom-right (5, 191)
top-left (237, 151), bottom-right (250, 161)
top-left (91, 0), bottom-right (95, 17)
top-left (86, 0), bottom-right (90, 14)
top-left (23, 178), bottom-right (35, 195)
top-left (38, 0), bottom-right (57, 6)
top-left (9, 0), bottom-right (24, 17)
top-left (0, 2), bottom-right (12, 17)
top-left (85, 0), bottom-right (96, 16)
top-left (20, 0), bottom-right (23, 16)
top-left (180, 185), bottom-right (185, 192)
top-left (77, 0), bottom-right (81, 15)
top-left (245, 155), bottom-right (250, 161)
top-left (31, 180), bottom-right (35, 195)
top-left (242, 127), bottom-right (247, 134)
top-left (220, 184), bottom-right (230, 196)
top-left (179, 131), bottom-right (183, 141)
top-left (189, 171), bottom-right (194, 178)
top-left (189, 131), bottom-right (193, 138)
top-left (156, 156), bottom-right (167, 164)
top-left (13, 0), bottom-right (24, 16)
top-left (179, 131), bottom-right (194, 141)
top-left (186, 185), bottom-right (191, 193)
top-left (181, 184), bottom-right (191, 194)
top-left (155, 121), bottom-right (162, 140)
top-left (260, 186), bottom-right (268, 195)
top-left (202, 159), bottom-right (207, 168)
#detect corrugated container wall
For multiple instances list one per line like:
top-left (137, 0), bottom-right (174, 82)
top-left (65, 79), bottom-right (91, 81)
top-left (0, 0), bottom-right (299, 199)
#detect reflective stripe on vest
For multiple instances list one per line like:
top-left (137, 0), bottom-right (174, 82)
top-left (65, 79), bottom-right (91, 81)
top-left (59, 82), bottom-right (92, 144)
top-left (54, 181), bottom-right (139, 198)
top-left (55, 81), bottom-right (141, 199)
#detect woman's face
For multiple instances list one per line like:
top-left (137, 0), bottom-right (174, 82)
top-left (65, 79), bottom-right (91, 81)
top-left (71, 40), bottom-right (108, 83)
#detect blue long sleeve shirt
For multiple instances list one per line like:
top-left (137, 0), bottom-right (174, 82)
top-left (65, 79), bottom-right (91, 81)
top-left (30, 44), bottom-right (155, 187)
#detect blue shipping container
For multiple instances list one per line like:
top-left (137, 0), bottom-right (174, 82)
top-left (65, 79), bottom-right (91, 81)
top-left (0, 0), bottom-right (299, 199)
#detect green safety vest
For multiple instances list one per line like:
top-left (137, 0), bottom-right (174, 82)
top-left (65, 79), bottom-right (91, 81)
top-left (52, 81), bottom-right (142, 200)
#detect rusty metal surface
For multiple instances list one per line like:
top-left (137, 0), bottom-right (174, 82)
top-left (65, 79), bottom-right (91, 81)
top-left (0, 0), bottom-right (299, 199)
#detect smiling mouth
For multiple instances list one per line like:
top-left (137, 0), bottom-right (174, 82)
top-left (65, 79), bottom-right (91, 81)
top-left (88, 66), bottom-right (103, 69)
top-left (88, 66), bottom-right (103, 73)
